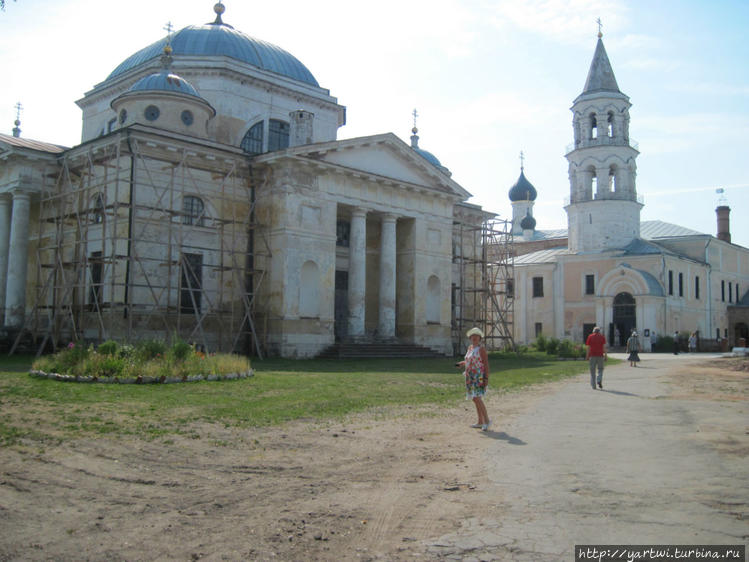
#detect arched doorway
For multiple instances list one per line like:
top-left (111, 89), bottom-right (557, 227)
top-left (611, 292), bottom-right (636, 347)
top-left (734, 322), bottom-right (748, 347)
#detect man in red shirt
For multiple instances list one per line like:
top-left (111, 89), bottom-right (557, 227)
top-left (585, 326), bottom-right (607, 389)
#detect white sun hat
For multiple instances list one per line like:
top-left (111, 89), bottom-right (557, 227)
top-left (466, 327), bottom-right (484, 339)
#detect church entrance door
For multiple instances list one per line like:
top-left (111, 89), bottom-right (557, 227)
top-left (334, 271), bottom-right (348, 341)
top-left (612, 292), bottom-right (636, 347)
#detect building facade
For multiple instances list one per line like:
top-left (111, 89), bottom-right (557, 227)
top-left (0, 4), bottom-right (510, 357)
top-left (510, 34), bottom-right (749, 350)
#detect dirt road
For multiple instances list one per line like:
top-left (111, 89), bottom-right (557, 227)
top-left (0, 354), bottom-right (746, 561)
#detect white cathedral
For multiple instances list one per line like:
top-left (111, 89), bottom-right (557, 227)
top-left (508, 33), bottom-right (749, 351)
top-left (0, 3), bottom-right (493, 358)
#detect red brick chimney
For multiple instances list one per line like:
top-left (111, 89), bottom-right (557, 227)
top-left (716, 206), bottom-right (731, 243)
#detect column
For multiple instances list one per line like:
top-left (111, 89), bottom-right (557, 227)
top-left (378, 214), bottom-right (396, 339)
top-left (0, 195), bottom-right (11, 318)
top-left (4, 191), bottom-right (31, 328)
top-left (347, 208), bottom-right (366, 339)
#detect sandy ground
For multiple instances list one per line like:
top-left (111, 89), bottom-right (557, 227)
top-left (0, 354), bottom-right (747, 561)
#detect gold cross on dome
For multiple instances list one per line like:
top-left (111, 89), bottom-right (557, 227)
top-left (412, 108), bottom-right (419, 129)
top-left (596, 17), bottom-right (603, 37)
top-left (14, 101), bottom-right (23, 120)
top-left (520, 150), bottom-right (525, 170)
top-left (163, 21), bottom-right (174, 35)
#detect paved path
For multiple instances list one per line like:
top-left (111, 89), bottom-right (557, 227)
top-left (426, 353), bottom-right (749, 561)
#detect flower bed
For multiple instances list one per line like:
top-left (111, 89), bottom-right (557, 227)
top-left (30, 340), bottom-right (253, 384)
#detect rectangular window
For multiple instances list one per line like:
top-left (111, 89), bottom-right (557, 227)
top-left (678, 272), bottom-right (684, 297)
top-left (268, 119), bottom-right (290, 151)
top-left (535, 322), bottom-right (543, 337)
top-left (180, 252), bottom-right (203, 314)
top-left (585, 274), bottom-right (595, 295)
top-left (716, 328), bottom-right (720, 340)
top-left (729, 282), bottom-right (733, 303)
top-left (721, 280), bottom-right (725, 302)
top-left (89, 251), bottom-right (103, 309)
top-left (532, 276), bottom-right (544, 298)
top-left (695, 276), bottom-right (700, 300)
top-left (668, 270), bottom-right (674, 295)
top-left (506, 278), bottom-right (514, 298)
top-left (737, 284), bottom-right (740, 303)
top-left (336, 220), bottom-right (350, 247)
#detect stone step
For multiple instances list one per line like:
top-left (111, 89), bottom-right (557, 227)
top-left (317, 342), bottom-right (448, 359)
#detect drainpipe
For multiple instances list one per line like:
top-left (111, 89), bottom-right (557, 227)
top-left (123, 130), bottom-right (135, 330)
top-left (705, 237), bottom-right (712, 340)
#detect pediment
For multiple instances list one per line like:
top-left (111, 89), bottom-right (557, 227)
top-left (257, 133), bottom-right (471, 200)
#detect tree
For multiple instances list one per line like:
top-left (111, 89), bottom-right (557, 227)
top-left (0, 0), bottom-right (16, 10)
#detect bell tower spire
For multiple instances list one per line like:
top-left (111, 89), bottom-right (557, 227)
top-left (564, 31), bottom-right (642, 252)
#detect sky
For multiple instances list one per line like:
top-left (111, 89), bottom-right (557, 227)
top-left (1, 0), bottom-right (747, 247)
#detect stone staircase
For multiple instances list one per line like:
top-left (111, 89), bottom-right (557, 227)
top-left (317, 341), bottom-right (448, 359)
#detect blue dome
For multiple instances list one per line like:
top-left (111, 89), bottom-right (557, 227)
top-left (129, 71), bottom-right (203, 99)
top-left (414, 147), bottom-right (443, 168)
top-left (520, 213), bottom-right (536, 230)
top-left (508, 170), bottom-right (537, 201)
top-left (108, 23), bottom-right (319, 87)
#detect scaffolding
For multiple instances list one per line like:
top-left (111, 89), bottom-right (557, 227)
top-left (15, 127), bottom-right (265, 356)
top-left (452, 216), bottom-right (514, 354)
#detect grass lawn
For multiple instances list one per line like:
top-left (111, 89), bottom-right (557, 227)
top-left (0, 352), bottom-right (596, 446)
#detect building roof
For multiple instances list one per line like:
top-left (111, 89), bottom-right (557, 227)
top-left (107, 11), bottom-right (318, 87)
top-left (639, 220), bottom-right (706, 239)
top-left (508, 169), bottom-right (537, 201)
top-left (0, 132), bottom-right (67, 154)
top-left (581, 37), bottom-right (621, 95)
top-left (128, 71), bottom-right (203, 99)
top-left (514, 246), bottom-right (570, 264)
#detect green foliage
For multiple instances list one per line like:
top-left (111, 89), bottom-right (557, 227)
top-left (170, 339), bottom-right (192, 362)
top-left (135, 339), bottom-right (166, 361)
top-left (534, 333), bottom-right (547, 352)
top-left (30, 339), bottom-right (249, 381)
top-left (544, 337), bottom-right (560, 356)
top-left (96, 340), bottom-right (119, 356)
top-left (654, 335), bottom-right (676, 353)
top-left (557, 339), bottom-right (578, 358)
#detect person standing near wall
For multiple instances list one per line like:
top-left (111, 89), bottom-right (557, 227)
top-left (688, 332), bottom-right (697, 353)
top-left (585, 326), bottom-right (607, 389)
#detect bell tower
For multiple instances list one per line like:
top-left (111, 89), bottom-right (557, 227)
top-left (565, 30), bottom-right (642, 253)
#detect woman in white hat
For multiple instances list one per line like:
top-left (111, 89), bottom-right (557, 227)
top-left (456, 327), bottom-right (491, 430)
top-left (626, 330), bottom-right (641, 367)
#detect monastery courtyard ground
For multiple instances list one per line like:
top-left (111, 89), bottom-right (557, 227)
top-left (1, 354), bottom-right (747, 561)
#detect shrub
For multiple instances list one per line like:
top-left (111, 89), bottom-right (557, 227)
top-left (545, 337), bottom-right (560, 356)
top-left (654, 335), bottom-right (675, 353)
top-left (534, 334), bottom-right (547, 352)
top-left (97, 340), bottom-right (119, 356)
top-left (170, 339), bottom-right (192, 362)
top-left (135, 340), bottom-right (166, 361)
top-left (557, 339), bottom-right (576, 358)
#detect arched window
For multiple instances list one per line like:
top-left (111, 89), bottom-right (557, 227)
top-left (241, 121), bottom-right (264, 155)
top-left (589, 113), bottom-right (598, 139)
top-left (607, 111), bottom-right (614, 137)
top-left (268, 119), bottom-right (290, 151)
top-left (183, 196), bottom-right (205, 226)
top-left (426, 275), bottom-right (440, 324)
top-left (92, 193), bottom-right (105, 224)
top-left (299, 261), bottom-right (319, 318)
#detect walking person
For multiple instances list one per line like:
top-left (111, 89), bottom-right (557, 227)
top-left (585, 326), bottom-right (607, 389)
top-left (626, 331), bottom-right (641, 367)
top-left (456, 327), bottom-right (491, 431)
top-left (688, 332), bottom-right (697, 353)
